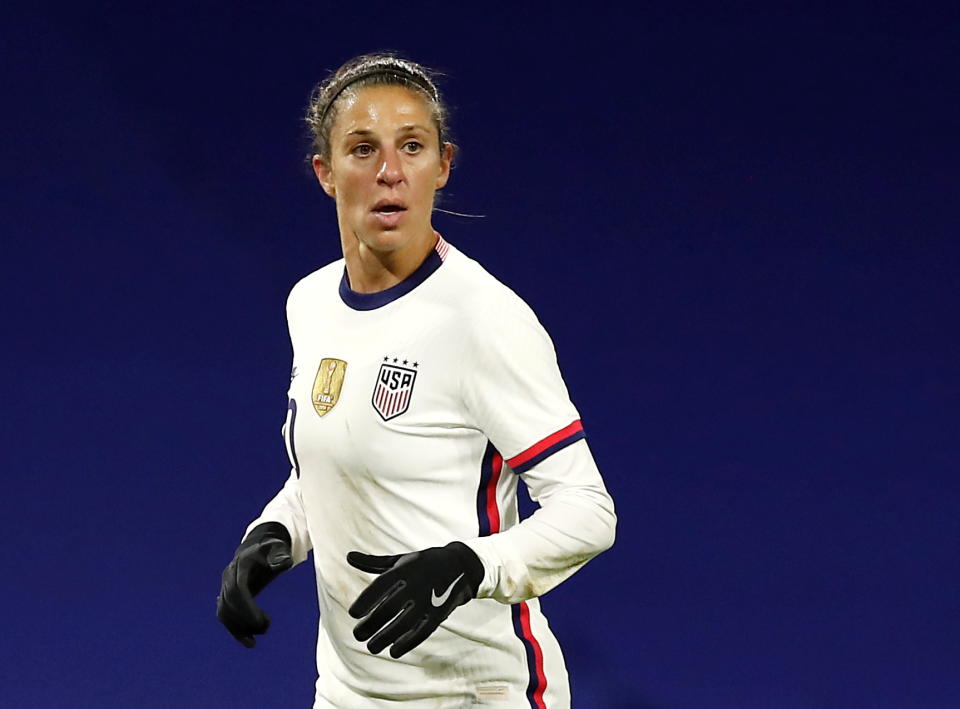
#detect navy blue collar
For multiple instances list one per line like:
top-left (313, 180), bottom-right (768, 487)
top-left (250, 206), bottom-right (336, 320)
top-left (339, 249), bottom-right (444, 311)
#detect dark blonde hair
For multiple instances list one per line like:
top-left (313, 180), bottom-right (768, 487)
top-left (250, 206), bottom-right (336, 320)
top-left (304, 52), bottom-right (453, 166)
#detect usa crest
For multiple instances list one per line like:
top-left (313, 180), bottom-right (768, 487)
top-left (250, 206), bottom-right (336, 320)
top-left (372, 361), bottom-right (417, 421)
top-left (312, 358), bottom-right (347, 417)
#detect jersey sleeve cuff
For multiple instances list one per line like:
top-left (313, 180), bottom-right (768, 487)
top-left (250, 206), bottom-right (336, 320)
top-left (460, 536), bottom-right (502, 600)
top-left (245, 516), bottom-right (310, 566)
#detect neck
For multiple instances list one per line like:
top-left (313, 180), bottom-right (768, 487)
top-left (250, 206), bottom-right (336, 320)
top-left (340, 227), bottom-right (437, 294)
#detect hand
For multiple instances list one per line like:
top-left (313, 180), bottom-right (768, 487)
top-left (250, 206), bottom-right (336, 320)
top-left (347, 542), bottom-right (484, 658)
top-left (216, 522), bottom-right (293, 648)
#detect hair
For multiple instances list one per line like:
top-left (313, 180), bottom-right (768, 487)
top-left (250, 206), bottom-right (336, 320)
top-left (304, 52), bottom-right (454, 167)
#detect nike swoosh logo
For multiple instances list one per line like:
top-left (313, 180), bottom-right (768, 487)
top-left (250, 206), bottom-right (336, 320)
top-left (431, 573), bottom-right (464, 607)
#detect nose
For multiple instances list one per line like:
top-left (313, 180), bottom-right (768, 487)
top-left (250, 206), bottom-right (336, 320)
top-left (376, 148), bottom-right (405, 187)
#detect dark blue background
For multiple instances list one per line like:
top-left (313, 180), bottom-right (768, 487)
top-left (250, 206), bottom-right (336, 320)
top-left (3, 2), bottom-right (957, 707)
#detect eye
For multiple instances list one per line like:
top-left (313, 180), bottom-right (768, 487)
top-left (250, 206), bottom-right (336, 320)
top-left (351, 143), bottom-right (374, 157)
top-left (402, 141), bottom-right (423, 154)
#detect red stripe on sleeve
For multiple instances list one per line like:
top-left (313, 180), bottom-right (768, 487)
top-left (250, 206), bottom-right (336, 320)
top-left (507, 420), bottom-right (584, 470)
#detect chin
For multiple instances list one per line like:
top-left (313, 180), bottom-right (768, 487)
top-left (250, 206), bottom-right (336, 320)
top-left (361, 229), bottom-right (409, 253)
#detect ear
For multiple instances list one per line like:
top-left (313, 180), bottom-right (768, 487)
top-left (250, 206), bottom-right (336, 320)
top-left (312, 155), bottom-right (336, 198)
top-left (435, 142), bottom-right (454, 190)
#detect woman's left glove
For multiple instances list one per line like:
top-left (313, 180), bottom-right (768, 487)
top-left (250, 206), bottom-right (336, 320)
top-left (347, 542), bottom-right (484, 658)
top-left (216, 522), bottom-right (294, 648)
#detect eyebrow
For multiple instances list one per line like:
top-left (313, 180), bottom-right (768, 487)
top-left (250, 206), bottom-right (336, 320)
top-left (344, 124), bottom-right (430, 137)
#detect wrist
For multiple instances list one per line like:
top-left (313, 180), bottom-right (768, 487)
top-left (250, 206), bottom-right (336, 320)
top-left (243, 521), bottom-right (292, 547)
top-left (445, 541), bottom-right (484, 597)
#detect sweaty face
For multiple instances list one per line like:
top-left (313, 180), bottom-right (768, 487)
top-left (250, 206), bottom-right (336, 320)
top-left (315, 84), bottom-right (451, 256)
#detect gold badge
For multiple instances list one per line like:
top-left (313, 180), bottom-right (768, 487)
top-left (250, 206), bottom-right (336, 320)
top-left (312, 358), bottom-right (347, 417)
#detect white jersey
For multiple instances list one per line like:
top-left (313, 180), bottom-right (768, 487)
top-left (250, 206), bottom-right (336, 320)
top-left (247, 234), bottom-right (616, 708)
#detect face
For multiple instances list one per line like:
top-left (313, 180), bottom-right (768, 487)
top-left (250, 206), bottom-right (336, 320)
top-left (313, 84), bottom-right (452, 256)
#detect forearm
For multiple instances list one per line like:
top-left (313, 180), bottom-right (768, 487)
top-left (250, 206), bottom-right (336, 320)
top-left (245, 469), bottom-right (313, 565)
top-left (463, 441), bottom-right (616, 604)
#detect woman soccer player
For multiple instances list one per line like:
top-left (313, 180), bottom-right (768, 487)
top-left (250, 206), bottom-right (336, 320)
top-left (217, 53), bottom-right (616, 708)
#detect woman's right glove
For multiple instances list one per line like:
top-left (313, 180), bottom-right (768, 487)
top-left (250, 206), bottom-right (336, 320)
top-left (216, 522), bottom-right (293, 648)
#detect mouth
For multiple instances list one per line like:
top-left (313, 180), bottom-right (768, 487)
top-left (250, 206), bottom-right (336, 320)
top-left (370, 200), bottom-right (408, 228)
top-left (371, 200), bottom-right (408, 215)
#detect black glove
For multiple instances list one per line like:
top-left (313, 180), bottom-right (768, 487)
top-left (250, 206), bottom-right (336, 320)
top-left (347, 541), bottom-right (484, 658)
top-left (216, 522), bottom-right (293, 648)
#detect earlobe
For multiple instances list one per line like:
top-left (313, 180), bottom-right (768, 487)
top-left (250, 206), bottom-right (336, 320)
top-left (435, 143), bottom-right (454, 189)
top-left (312, 155), bottom-right (337, 198)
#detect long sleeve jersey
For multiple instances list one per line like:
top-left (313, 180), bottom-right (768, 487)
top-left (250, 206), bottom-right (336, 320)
top-left (247, 234), bottom-right (616, 708)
